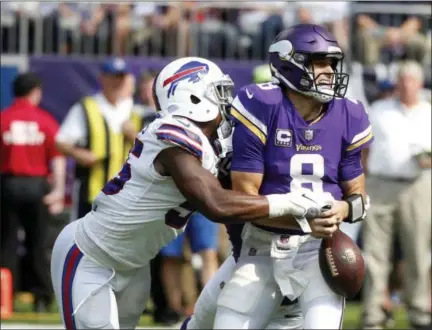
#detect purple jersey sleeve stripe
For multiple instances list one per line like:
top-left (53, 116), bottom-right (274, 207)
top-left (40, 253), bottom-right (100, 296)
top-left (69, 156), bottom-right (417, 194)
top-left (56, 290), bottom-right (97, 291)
top-left (231, 120), bottom-right (265, 174)
top-left (346, 131), bottom-right (374, 152)
top-left (231, 107), bottom-right (266, 144)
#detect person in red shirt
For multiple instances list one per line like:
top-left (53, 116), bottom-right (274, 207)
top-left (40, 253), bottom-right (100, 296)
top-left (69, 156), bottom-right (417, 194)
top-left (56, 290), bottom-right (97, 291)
top-left (0, 72), bottom-right (66, 312)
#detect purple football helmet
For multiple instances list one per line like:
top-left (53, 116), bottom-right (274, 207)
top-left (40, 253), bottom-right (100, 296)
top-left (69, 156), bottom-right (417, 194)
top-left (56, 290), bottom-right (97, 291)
top-left (269, 24), bottom-right (349, 103)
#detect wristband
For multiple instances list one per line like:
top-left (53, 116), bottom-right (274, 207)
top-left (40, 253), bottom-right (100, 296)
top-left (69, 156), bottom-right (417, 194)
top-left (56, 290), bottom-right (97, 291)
top-left (343, 194), bottom-right (365, 223)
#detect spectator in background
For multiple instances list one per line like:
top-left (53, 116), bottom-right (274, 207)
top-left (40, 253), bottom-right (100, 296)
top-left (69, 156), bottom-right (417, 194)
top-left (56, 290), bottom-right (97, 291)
top-left (44, 3), bottom-right (113, 55)
top-left (129, 3), bottom-right (184, 57)
top-left (132, 71), bottom-right (158, 126)
top-left (0, 72), bottom-right (66, 312)
top-left (374, 80), bottom-right (396, 101)
top-left (112, 4), bottom-right (133, 55)
top-left (160, 212), bottom-right (220, 319)
top-left (362, 61), bottom-right (431, 329)
top-left (54, 3), bottom-right (96, 54)
top-left (237, 2), bottom-right (286, 59)
top-left (295, 1), bottom-right (350, 50)
top-left (0, 1), bottom-right (59, 53)
top-left (187, 3), bottom-right (239, 59)
top-left (122, 70), bottom-right (159, 142)
top-left (120, 69), bottom-right (137, 102)
top-left (0, 2), bottom-right (40, 53)
top-left (79, 3), bottom-right (112, 55)
top-left (361, 78), bottom-right (399, 328)
top-left (55, 57), bottom-right (132, 221)
top-left (361, 77), bottom-right (396, 107)
top-left (356, 13), bottom-right (430, 66)
top-left (127, 2), bottom-right (158, 55)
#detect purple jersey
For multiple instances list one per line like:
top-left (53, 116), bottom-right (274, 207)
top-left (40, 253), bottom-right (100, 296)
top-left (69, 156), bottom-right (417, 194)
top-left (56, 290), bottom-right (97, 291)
top-left (230, 83), bottom-right (373, 234)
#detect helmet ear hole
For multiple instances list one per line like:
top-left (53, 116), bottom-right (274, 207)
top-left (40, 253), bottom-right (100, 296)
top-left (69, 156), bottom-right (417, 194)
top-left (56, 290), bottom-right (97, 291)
top-left (190, 95), bottom-right (201, 104)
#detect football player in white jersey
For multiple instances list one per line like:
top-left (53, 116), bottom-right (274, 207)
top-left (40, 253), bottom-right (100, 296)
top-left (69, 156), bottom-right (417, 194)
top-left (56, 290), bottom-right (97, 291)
top-left (50, 57), bottom-right (338, 330)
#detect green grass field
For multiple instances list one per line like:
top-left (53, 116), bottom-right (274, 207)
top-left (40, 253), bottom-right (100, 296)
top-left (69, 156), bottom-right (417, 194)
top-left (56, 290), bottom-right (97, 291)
top-left (2, 301), bottom-right (409, 329)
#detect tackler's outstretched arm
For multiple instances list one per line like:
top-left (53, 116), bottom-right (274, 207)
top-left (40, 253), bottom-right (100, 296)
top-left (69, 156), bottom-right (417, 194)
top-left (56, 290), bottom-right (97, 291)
top-left (158, 147), bottom-right (337, 233)
top-left (159, 147), bottom-right (277, 224)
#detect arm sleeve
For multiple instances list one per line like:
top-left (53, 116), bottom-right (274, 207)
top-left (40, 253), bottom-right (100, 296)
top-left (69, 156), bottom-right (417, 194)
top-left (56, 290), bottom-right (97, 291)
top-left (339, 149), bottom-right (363, 182)
top-left (229, 86), bottom-right (273, 174)
top-left (230, 121), bottom-right (265, 174)
top-left (343, 98), bottom-right (374, 156)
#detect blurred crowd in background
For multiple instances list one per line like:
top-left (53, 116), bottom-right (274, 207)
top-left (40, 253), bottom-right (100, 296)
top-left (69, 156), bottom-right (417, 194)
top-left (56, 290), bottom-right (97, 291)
top-left (0, 1), bottom-right (431, 328)
top-left (1, 1), bottom-right (431, 64)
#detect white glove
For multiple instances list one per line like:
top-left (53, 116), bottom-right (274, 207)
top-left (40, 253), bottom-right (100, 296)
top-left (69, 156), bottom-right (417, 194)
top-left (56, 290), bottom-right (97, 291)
top-left (292, 190), bottom-right (334, 233)
top-left (298, 190), bottom-right (334, 217)
top-left (266, 190), bottom-right (334, 233)
top-left (266, 190), bottom-right (334, 218)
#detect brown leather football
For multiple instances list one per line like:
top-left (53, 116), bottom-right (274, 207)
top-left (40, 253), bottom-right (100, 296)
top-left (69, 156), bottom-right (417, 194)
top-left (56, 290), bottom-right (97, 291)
top-left (319, 229), bottom-right (365, 299)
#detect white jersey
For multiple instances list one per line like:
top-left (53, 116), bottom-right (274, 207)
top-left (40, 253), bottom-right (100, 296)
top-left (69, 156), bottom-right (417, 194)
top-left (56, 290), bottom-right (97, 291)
top-left (74, 114), bottom-right (219, 270)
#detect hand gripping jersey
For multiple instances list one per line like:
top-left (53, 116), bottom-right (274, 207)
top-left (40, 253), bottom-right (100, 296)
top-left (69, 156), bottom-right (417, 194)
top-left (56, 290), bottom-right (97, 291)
top-left (230, 82), bottom-right (374, 234)
top-left (74, 114), bottom-right (219, 270)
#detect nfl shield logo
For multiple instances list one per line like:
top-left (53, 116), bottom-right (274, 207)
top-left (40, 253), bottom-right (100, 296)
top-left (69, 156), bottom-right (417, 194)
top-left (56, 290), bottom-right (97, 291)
top-left (304, 129), bottom-right (314, 141)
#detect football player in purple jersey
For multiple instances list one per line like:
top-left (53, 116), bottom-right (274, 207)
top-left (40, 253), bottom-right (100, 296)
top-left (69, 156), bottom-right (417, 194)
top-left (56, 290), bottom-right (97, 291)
top-left (212, 24), bottom-right (374, 329)
top-left (181, 68), bottom-right (305, 330)
top-left (181, 136), bottom-right (304, 330)
top-left (50, 57), bottom-right (339, 330)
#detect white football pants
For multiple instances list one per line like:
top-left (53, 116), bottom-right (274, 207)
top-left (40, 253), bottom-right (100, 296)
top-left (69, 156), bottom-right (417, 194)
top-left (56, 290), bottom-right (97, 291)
top-left (186, 254), bottom-right (303, 330)
top-left (213, 224), bottom-right (345, 329)
top-left (50, 221), bottom-right (151, 329)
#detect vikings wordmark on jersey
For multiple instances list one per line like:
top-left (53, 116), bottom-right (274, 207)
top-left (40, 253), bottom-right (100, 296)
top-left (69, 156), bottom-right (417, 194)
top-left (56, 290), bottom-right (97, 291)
top-left (231, 82), bottom-right (373, 202)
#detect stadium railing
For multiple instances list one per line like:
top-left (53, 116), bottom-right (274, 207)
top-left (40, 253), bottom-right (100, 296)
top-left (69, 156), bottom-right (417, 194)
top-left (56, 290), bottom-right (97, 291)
top-left (1, 2), bottom-right (430, 94)
top-left (0, 2), bottom-right (292, 60)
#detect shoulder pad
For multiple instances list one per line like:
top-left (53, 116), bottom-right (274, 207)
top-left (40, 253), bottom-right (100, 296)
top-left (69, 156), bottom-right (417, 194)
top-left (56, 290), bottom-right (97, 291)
top-left (154, 116), bottom-right (203, 159)
top-left (236, 83), bottom-right (283, 107)
top-left (230, 83), bottom-right (282, 142)
top-left (342, 97), bottom-right (369, 118)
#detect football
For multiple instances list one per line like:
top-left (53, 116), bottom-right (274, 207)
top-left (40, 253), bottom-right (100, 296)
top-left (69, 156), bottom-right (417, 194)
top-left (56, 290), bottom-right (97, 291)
top-left (319, 229), bottom-right (365, 299)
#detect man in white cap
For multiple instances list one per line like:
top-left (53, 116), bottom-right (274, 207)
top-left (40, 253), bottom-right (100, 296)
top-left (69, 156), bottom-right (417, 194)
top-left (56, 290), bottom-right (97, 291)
top-left (362, 60), bottom-right (431, 329)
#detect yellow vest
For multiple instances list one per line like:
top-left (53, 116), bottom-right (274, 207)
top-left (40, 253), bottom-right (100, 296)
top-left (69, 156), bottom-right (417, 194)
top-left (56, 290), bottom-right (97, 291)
top-left (123, 111), bottom-right (144, 158)
top-left (75, 96), bottom-right (126, 203)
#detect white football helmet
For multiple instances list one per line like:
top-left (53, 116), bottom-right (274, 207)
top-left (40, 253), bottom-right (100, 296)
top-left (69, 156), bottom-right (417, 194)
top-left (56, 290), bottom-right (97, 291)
top-left (153, 57), bottom-right (234, 142)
